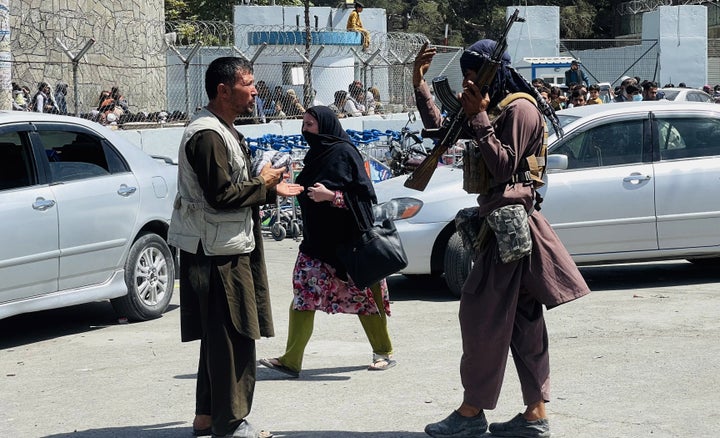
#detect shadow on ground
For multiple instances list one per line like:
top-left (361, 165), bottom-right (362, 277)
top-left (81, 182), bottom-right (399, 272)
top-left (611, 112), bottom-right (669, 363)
top-left (0, 302), bottom-right (179, 350)
top-left (43, 424), bottom-right (430, 437)
top-left (578, 260), bottom-right (720, 291)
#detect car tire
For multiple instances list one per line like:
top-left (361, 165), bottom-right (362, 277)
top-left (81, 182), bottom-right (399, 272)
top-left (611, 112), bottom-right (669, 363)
top-left (111, 233), bottom-right (175, 321)
top-left (443, 232), bottom-right (472, 297)
top-left (271, 222), bottom-right (286, 241)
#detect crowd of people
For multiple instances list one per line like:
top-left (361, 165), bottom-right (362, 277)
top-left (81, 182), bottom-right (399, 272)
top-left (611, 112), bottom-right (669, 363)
top-left (10, 80), bottom-right (187, 125)
top-left (531, 60), bottom-right (720, 110)
top-left (253, 80), bottom-right (382, 123)
top-left (11, 80), bottom-right (68, 114)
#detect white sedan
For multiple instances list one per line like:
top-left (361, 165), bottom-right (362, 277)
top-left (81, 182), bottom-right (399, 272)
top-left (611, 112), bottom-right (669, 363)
top-left (374, 101), bottom-right (720, 295)
top-left (659, 87), bottom-right (714, 103)
top-left (0, 112), bottom-right (177, 320)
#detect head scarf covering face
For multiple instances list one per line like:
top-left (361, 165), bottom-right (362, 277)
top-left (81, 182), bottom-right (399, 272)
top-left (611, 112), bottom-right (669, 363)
top-left (459, 39), bottom-right (563, 137)
top-left (298, 105), bottom-right (376, 203)
top-left (459, 39), bottom-right (514, 110)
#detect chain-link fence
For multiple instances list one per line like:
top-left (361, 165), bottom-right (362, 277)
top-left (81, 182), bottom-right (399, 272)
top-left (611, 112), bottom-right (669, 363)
top-left (8, 5), bottom-right (437, 128)
top-left (559, 39), bottom-right (660, 86)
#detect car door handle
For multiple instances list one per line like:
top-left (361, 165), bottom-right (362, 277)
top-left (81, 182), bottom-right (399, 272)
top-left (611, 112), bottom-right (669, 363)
top-left (32, 197), bottom-right (56, 211)
top-left (623, 174), bottom-right (652, 183)
top-left (118, 184), bottom-right (138, 197)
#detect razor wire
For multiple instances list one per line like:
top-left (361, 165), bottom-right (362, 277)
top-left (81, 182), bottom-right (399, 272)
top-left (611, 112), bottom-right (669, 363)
top-left (7, 8), bottom-right (442, 125)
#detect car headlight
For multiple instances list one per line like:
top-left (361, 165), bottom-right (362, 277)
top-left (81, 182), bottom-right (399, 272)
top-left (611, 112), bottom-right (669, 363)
top-left (374, 197), bottom-right (423, 221)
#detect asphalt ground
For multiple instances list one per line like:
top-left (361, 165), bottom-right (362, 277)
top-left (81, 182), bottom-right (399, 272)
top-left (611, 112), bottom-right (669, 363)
top-left (1, 237), bottom-right (719, 438)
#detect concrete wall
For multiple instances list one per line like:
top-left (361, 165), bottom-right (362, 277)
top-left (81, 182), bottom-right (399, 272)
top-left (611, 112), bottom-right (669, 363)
top-left (117, 112), bottom-right (420, 164)
top-left (644, 6), bottom-right (708, 87)
top-left (509, 5), bottom-right (708, 87)
top-left (507, 6), bottom-right (560, 63)
top-left (10, 1), bottom-right (166, 114)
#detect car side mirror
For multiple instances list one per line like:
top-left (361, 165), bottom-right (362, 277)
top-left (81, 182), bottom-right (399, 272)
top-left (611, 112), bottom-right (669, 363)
top-left (546, 154), bottom-right (568, 171)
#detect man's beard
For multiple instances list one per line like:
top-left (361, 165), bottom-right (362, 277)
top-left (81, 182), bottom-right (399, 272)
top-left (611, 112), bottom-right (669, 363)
top-left (240, 101), bottom-right (255, 116)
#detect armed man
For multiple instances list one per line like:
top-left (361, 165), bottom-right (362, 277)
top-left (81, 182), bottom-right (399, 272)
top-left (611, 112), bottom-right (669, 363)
top-left (411, 16), bottom-right (591, 438)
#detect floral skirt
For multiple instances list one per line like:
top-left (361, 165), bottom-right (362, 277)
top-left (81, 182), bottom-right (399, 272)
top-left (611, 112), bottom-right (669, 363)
top-left (292, 251), bottom-right (391, 316)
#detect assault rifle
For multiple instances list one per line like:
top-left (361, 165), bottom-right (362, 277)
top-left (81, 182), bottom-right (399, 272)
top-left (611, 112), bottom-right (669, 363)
top-left (403, 9), bottom-right (525, 191)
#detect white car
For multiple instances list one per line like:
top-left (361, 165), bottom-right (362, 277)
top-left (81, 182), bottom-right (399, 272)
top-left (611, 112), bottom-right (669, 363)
top-left (0, 112), bottom-right (177, 320)
top-left (374, 101), bottom-right (720, 295)
top-left (659, 87), bottom-right (714, 103)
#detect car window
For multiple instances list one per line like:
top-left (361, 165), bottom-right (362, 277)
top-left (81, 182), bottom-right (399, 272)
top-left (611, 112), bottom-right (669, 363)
top-left (38, 130), bottom-right (126, 182)
top-left (658, 117), bottom-right (720, 160)
top-left (552, 119), bottom-right (644, 169)
top-left (0, 132), bottom-right (34, 190)
top-left (661, 90), bottom-right (679, 100)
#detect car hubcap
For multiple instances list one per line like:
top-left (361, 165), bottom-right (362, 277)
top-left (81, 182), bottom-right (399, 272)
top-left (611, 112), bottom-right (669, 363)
top-left (134, 247), bottom-right (168, 306)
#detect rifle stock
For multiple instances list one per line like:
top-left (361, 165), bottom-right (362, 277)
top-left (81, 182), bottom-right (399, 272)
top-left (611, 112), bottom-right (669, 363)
top-left (403, 8), bottom-right (523, 192)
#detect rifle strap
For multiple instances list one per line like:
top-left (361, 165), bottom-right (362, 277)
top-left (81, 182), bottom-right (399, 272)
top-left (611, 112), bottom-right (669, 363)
top-left (492, 92), bottom-right (549, 197)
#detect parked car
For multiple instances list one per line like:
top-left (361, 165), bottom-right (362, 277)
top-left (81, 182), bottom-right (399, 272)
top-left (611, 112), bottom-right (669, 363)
top-left (374, 101), bottom-right (720, 295)
top-left (659, 87), bottom-right (713, 102)
top-left (0, 112), bottom-right (178, 321)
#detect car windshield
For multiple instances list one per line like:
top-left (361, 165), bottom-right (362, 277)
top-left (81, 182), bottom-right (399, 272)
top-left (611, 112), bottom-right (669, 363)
top-left (553, 113), bottom-right (582, 128)
top-left (661, 90), bottom-right (680, 100)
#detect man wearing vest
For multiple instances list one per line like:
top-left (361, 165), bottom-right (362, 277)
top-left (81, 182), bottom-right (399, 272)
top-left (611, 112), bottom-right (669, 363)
top-left (413, 41), bottom-right (590, 438)
top-left (169, 57), bottom-right (303, 438)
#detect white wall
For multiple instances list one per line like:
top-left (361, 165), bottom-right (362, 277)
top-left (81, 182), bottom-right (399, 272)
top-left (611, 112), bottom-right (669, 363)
top-left (116, 112), bottom-right (419, 163)
top-left (507, 6), bottom-right (560, 63)
top-left (234, 5), bottom-right (389, 106)
top-left (643, 5), bottom-right (708, 87)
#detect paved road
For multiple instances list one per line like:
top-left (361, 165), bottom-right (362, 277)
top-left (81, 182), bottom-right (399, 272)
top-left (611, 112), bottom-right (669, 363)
top-left (1, 238), bottom-right (719, 437)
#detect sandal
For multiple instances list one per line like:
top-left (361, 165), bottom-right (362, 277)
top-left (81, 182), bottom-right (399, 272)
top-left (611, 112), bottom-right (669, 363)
top-left (368, 354), bottom-right (397, 371)
top-left (259, 358), bottom-right (300, 378)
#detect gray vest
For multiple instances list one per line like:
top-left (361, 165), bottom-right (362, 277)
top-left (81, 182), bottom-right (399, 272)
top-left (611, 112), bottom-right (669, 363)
top-left (168, 108), bottom-right (254, 255)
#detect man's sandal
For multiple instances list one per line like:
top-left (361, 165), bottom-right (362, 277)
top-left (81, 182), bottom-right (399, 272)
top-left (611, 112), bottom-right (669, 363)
top-left (368, 354), bottom-right (397, 371)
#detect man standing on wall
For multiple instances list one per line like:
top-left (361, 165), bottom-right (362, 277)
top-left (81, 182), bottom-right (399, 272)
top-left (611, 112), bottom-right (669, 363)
top-left (347, 2), bottom-right (371, 52)
top-left (169, 57), bottom-right (303, 438)
top-left (564, 60), bottom-right (589, 87)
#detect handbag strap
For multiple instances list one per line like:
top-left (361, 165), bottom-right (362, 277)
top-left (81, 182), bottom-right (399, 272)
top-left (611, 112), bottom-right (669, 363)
top-left (344, 192), bottom-right (374, 232)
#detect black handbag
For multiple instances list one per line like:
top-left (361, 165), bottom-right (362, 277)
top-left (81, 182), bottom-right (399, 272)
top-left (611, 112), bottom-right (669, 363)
top-left (336, 197), bottom-right (408, 289)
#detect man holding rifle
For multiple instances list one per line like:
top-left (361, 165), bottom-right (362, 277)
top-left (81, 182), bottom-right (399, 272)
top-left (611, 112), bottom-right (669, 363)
top-left (414, 39), bottom-right (590, 438)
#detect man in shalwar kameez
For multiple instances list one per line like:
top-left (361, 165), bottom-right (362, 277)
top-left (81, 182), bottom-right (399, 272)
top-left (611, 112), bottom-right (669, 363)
top-left (169, 57), bottom-right (302, 438)
top-left (413, 41), bottom-right (591, 438)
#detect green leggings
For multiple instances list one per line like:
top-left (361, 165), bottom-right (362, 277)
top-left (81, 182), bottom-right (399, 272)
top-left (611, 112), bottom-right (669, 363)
top-left (278, 283), bottom-right (393, 372)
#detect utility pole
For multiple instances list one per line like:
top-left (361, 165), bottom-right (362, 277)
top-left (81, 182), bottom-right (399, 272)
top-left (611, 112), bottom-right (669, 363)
top-left (0, 0), bottom-right (11, 110)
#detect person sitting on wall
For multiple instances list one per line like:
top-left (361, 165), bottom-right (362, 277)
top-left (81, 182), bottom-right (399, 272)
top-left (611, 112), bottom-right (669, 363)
top-left (564, 60), bottom-right (589, 88)
top-left (346, 2), bottom-right (370, 53)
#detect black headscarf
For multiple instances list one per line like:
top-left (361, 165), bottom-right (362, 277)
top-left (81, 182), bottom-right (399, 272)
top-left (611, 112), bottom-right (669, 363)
top-left (459, 39), bottom-right (562, 137)
top-left (296, 105), bottom-right (376, 270)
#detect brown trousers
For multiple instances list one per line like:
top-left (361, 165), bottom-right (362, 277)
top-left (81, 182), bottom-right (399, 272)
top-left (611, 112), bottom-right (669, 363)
top-left (459, 285), bottom-right (550, 409)
top-left (194, 256), bottom-right (256, 436)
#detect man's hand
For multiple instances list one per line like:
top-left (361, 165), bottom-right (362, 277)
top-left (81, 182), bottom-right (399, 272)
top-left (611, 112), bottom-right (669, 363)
top-left (276, 181), bottom-right (304, 197)
top-left (413, 42), bottom-right (437, 88)
top-left (460, 81), bottom-right (490, 118)
top-left (259, 163), bottom-right (284, 189)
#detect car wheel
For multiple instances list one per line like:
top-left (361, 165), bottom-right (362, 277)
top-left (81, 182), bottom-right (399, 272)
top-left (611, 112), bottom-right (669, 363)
top-left (111, 233), bottom-right (175, 321)
top-left (271, 222), bottom-right (286, 241)
top-left (443, 232), bottom-right (472, 297)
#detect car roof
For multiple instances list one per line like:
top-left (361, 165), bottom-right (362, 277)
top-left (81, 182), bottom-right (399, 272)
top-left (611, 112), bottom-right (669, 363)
top-left (0, 110), bottom-right (114, 136)
top-left (659, 87), bottom-right (701, 92)
top-left (557, 100), bottom-right (717, 118)
top-left (0, 110), bottom-right (104, 126)
top-left (550, 101), bottom-right (720, 144)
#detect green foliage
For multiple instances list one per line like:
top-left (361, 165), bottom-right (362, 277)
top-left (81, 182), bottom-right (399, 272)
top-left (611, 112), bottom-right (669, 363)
top-left (164, 0), bottom-right (621, 46)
